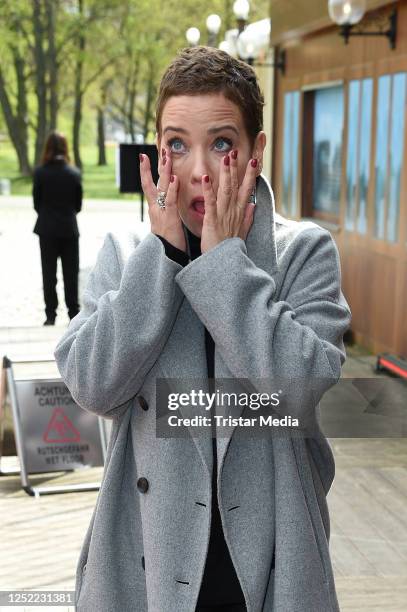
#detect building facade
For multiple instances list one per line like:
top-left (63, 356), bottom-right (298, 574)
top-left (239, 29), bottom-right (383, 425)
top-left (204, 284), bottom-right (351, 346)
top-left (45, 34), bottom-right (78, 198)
top-left (269, 0), bottom-right (407, 356)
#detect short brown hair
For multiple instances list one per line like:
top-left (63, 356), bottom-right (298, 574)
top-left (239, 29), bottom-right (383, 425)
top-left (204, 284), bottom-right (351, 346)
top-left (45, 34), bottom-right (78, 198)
top-left (155, 46), bottom-right (265, 146)
top-left (41, 131), bottom-right (70, 164)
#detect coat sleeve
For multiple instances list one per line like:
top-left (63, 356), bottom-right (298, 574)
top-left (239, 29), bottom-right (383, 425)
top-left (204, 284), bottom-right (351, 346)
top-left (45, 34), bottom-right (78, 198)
top-left (75, 170), bottom-right (83, 213)
top-left (175, 227), bottom-right (352, 428)
top-left (32, 168), bottom-right (41, 213)
top-left (54, 232), bottom-right (185, 419)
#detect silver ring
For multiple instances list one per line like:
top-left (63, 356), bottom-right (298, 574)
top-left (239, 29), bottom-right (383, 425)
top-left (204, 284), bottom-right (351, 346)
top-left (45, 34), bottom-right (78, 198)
top-left (156, 191), bottom-right (166, 209)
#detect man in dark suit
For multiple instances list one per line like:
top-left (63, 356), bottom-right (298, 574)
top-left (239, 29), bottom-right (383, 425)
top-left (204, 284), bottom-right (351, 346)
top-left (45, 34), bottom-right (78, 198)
top-left (33, 131), bottom-right (83, 326)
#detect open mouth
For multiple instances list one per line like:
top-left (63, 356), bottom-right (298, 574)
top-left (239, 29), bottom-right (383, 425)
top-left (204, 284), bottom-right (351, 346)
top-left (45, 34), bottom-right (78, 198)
top-left (191, 198), bottom-right (205, 216)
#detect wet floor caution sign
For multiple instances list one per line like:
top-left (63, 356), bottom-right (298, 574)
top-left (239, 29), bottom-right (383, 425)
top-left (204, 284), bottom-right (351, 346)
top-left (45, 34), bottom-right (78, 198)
top-left (0, 355), bottom-right (110, 496)
top-left (43, 408), bottom-right (81, 443)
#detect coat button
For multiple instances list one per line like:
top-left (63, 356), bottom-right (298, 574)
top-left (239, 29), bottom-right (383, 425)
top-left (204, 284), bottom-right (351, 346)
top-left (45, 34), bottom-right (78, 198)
top-left (141, 555), bottom-right (145, 571)
top-left (137, 477), bottom-right (149, 493)
top-left (138, 396), bottom-right (149, 411)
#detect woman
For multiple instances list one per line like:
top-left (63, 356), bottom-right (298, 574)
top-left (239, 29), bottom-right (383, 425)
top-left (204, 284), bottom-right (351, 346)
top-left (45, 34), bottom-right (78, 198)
top-left (33, 131), bottom-right (82, 325)
top-left (54, 47), bottom-right (351, 612)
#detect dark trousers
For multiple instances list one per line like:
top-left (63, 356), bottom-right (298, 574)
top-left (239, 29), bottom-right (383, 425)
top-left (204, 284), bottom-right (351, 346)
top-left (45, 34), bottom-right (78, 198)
top-left (39, 235), bottom-right (80, 320)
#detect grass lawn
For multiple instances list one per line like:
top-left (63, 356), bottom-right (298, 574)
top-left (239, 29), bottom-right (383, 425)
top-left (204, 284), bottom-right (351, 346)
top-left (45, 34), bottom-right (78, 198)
top-left (0, 142), bottom-right (141, 201)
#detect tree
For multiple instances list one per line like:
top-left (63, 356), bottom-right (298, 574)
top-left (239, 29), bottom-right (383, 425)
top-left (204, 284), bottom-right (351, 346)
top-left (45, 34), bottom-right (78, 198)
top-left (0, 0), bottom-right (271, 175)
top-left (0, 3), bottom-right (32, 175)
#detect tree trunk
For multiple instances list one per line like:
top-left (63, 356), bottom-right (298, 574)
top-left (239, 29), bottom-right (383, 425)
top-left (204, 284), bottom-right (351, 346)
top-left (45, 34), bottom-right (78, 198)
top-left (127, 54), bottom-right (139, 142)
top-left (46, 0), bottom-right (59, 130)
top-left (97, 107), bottom-right (107, 165)
top-left (0, 10), bottom-right (32, 175)
top-left (0, 69), bottom-right (31, 176)
top-left (13, 48), bottom-right (31, 174)
top-left (72, 0), bottom-right (85, 169)
top-left (33, 0), bottom-right (49, 164)
top-left (97, 83), bottom-right (107, 166)
top-left (224, 0), bottom-right (232, 32)
top-left (143, 61), bottom-right (155, 141)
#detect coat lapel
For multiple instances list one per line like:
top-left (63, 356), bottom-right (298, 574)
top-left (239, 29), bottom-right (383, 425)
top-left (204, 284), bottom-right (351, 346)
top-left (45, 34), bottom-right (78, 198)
top-left (157, 296), bottom-right (214, 477)
top-left (158, 174), bottom-right (279, 481)
top-left (215, 174), bottom-right (279, 479)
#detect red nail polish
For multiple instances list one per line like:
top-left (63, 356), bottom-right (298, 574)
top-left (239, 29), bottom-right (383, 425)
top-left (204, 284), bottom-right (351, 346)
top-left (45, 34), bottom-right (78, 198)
top-left (251, 158), bottom-right (258, 168)
top-left (231, 150), bottom-right (238, 160)
top-left (139, 154), bottom-right (144, 162)
top-left (224, 155), bottom-right (230, 166)
top-left (203, 175), bottom-right (210, 183)
top-left (170, 174), bottom-right (175, 183)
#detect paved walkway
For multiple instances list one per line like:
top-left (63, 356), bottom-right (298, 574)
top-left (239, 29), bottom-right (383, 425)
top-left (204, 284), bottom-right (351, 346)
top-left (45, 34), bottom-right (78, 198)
top-left (0, 196), bottom-right (406, 611)
top-left (0, 195), bottom-right (149, 328)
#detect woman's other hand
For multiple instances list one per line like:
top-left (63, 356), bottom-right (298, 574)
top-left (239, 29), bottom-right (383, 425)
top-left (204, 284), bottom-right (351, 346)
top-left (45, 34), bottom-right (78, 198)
top-left (200, 150), bottom-right (257, 254)
top-left (139, 147), bottom-right (187, 253)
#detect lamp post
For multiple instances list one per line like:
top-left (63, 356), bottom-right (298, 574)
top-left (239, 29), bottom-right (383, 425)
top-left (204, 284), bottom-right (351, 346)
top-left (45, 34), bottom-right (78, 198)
top-left (206, 14), bottom-right (221, 47)
top-left (233, 0), bottom-right (250, 34)
top-left (185, 27), bottom-right (200, 46)
top-left (236, 18), bottom-right (270, 66)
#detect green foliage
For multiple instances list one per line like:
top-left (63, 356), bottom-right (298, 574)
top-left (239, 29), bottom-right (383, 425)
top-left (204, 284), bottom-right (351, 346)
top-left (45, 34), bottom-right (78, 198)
top-left (0, 0), bottom-right (270, 196)
top-left (0, 142), bottom-right (137, 200)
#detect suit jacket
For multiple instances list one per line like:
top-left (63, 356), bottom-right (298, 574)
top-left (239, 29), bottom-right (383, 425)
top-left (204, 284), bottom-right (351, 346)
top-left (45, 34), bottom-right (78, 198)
top-left (32, 160), bottom-right (82, 238)
top-left (54, 174), bottom-right (352, 612)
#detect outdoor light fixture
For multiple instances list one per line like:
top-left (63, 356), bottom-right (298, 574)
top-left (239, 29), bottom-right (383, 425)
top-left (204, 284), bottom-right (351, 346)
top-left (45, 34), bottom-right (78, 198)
top-left (328, 0), bottom-right (397, 49)
top-left (233, 0), bottom-right (250, 33)
top-left (236, 18), bottom-right (270, 63)
top-left (219, 7), bottom-right (285, 74)
top-left (232, 17), bottom-right (284, 74)
top-left (206, 14), bottom-right (222, 47)
top-left (206, 14), bottom-right (221, 35)
top-left (186, 27), bottom-right (201, 46)
top-left (219, 40), bottom-right (233, 54)
top-left (219, 29), bottom-right (239, 58)
top-left (328, 0), bottom-right (366, 25)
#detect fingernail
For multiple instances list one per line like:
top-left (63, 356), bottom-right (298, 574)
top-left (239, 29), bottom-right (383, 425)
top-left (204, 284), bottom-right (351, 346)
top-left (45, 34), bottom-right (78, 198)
top-left (231, 150), bottom-right (238, 160)
top-left (203, 175), bottom-right (210, 183)
top-left (162, 157), bottom-right (167, 166)
top-left (224, 155), bottom-right (230, 166)
top-left (251, 158), bottom-right (258, 168)
top-left (139, 154), bottom-right (144, 162)
top-left (162, 148), bottom-right (166, 157)
top-left (170, 174), bottom-right (175, 183)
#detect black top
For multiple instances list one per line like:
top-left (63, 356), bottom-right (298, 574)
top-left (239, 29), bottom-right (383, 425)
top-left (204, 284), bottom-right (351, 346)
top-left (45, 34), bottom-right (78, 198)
top-left (155, 228), bottom-right (246, 606)
top-left (32, 159), bottom-right (83, 238)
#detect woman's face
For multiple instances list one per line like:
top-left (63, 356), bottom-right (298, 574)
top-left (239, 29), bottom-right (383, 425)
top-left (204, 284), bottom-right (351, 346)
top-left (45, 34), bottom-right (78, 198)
top-left (157, 93), bottom-right (265, 237)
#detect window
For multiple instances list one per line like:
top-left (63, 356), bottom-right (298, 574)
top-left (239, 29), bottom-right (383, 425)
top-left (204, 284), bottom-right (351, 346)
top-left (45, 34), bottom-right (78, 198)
top-left (302, 84), bottom-right (344, 222)
top-left (282, 91), bottom-right (300, 217)
top-left (313, 86), bottom-right (344, 218)
top-left (374, 72), bottom-right (407, 243)
top-left (345, 78), bottom-right (373, 234)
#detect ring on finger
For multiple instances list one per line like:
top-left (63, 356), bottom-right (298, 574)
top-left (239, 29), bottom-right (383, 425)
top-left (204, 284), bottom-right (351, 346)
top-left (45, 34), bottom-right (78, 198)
top-left (156, 190), bottom-right (167, 209)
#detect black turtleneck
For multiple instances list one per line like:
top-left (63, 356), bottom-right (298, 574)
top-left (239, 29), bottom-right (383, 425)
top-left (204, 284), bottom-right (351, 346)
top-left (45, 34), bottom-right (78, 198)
top-left (155, 230), bottom-right (246, 608)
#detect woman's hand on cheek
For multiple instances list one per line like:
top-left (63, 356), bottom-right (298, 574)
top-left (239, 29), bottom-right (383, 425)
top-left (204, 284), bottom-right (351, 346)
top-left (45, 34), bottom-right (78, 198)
top-left (200, 151), bottom-right (257, 254)
top-left (140, 146), bottom-right (186, 253)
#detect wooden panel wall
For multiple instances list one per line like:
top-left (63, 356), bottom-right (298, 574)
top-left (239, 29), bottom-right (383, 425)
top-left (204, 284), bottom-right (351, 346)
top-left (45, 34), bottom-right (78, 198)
top-left (271, 1), bottom-right (407, 356)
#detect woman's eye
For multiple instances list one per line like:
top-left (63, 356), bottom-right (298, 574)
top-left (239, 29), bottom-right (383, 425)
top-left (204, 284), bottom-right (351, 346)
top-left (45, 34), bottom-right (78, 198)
top-left (168, 138), bottom-right (186, 153)
top-left (214, 137), bottom-right (232, 152)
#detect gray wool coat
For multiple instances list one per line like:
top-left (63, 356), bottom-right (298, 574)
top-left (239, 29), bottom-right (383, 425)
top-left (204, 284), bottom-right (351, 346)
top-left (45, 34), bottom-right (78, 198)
top-left (54, 174), bottom-right (352, 612)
